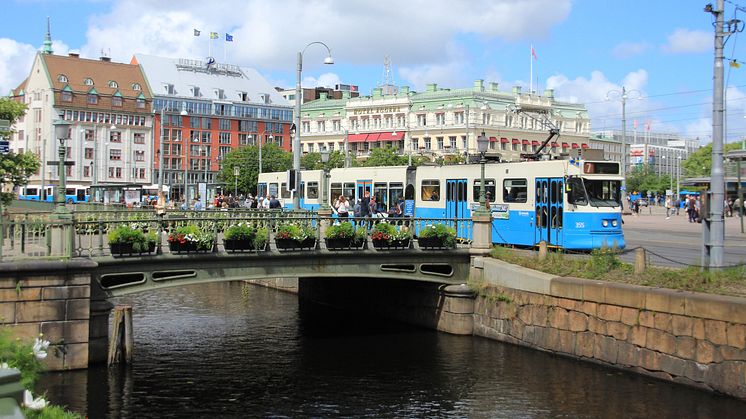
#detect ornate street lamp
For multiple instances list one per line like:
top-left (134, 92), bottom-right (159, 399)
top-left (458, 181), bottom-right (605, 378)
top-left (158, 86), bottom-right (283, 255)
top-left (476, 132), bottom-right (489, 213)
top-left (320, 146), bottom-right (330, 211)
top-left (294, 41), bottom-right (334, 209)
top-left (53, 119), bottom-right (71, 213)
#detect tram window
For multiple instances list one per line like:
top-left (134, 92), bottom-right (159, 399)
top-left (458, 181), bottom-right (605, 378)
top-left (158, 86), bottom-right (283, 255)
top-left (280, 182), bottom-right (291, 199)
top-left (268, 183), bottom-right (279, 198)
top-left (331, 182), bottom-right (343, 202)
top-left (566, 177), bottom-right (588, 205)
top-left (343, 183), bottom-right (355, 200)
top-left (504, 179), bottom-right (527, 203)
top-left (374, 182), bottom-right (388, 212)
top-left (472, 179), bottom-right (495, 202)
top-left (25, 188), bottom-right (38, 196)
top-left (307, 182), bottom-right (319, 199)
top-left (421, 180), bottom-right (440, 201)
top-left (389, 182), bottom-right (404, 208)
top-left (257, 183), bottom-right (267, 198)
top-left (66, 188), bottom-right (75, 196)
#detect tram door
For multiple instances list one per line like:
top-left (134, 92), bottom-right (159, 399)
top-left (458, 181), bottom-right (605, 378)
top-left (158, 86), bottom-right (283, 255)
top-left (356, 180), bottom-right (372, 203)
top-left (535, 177), bottom-right (564, 247)
top-left (446, 179), bottom-right (468, 220)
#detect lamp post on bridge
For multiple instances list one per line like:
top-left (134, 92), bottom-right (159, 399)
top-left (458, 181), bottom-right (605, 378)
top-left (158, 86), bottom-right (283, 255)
top-left (233, 165), bottom-right (240, 198)
top-left (471, 131), bottom-right (492, 252)
top-left (294, 41), bottom-right (334, 210)
top-left (320, 146), bottom-right (330, 211)
top-left (476, 132), bottom-right (489, 214)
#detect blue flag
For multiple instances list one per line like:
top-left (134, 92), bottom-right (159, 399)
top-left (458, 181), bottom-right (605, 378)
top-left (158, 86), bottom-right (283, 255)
top-left (225, 33), bottom-right (233, 42)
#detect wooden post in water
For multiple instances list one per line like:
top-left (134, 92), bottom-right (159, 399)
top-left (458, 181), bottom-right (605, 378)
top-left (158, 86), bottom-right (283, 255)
top-left (107, 305), bottom-right (134, 366)
top-left (634, 248), bottom-right (646, 275)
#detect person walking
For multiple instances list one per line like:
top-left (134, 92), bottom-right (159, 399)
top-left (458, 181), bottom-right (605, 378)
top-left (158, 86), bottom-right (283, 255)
top-left (268, 195), bottom-right (281, 209)
top-left (335, 195), bottom-right (350, 218)
top-left (665, 196), bottom-right (672, 219)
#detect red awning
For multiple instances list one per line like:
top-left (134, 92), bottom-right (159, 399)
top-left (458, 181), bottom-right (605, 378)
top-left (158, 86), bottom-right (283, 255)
top-left (367, 133), bottom-right (381, 142)
top-left (511, 138), bottom-right (520, 144)
top-left (521, 139), bottom-right (530, 145)
top-left (532, 140), bottom-right (540, 146)
top-left (389, 131), bottom-right (405, 141)
top-left (571, 143), bottom-right (579, 149)
top-left (581, 143), bottom-right (589, 149)
top-left (348, 133), bottom-right (367, 143)
top-left (551, 142), bottom-right (558, 148)
top-left (489, 136), bottom-right (498, 142)
top-left (561, 142), bottom-right (569, 147)
top-left (500, 137), bottom-right (509, 143)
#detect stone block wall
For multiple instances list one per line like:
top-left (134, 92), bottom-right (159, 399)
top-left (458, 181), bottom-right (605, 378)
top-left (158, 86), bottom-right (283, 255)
top-left (0, 260), bottom-right (98, 370)
top-left (473, 257), bottom-right (746, 400)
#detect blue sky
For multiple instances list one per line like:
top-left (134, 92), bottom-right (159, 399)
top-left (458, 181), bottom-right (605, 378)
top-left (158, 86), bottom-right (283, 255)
top-left (1, 0), bottom-right (743, 145)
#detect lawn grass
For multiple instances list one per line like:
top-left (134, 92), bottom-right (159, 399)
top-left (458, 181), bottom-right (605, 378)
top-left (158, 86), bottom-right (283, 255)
top-left (488, 246), bottom-right (746, 297)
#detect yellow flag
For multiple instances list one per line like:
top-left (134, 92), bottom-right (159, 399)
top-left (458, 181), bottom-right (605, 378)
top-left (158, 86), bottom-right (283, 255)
top-left (730, 60), bottom-right (740, 68)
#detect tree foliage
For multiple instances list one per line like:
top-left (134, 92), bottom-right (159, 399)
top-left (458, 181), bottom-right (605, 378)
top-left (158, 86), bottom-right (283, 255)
top-left (301, 150), bottom-right (348, 170)
top-left (363, 146), bottom-right (411, 167)
top-left (0, 98), bottom-right (39, 206)
top-left (625, 165), bottom-right (673, 196)
top-left (682, 142), bottom-right (743, 177)
top-left (216, 144), bottom-right (291, 195)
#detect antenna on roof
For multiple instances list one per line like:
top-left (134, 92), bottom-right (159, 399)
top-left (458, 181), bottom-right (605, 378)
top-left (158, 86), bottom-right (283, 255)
top-left (378, 55), bottom-right (397, 95)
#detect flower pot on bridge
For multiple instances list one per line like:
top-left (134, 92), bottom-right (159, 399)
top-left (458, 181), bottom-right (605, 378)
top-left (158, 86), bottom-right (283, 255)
top-left (372, 238), bottom-right (410, 250)
top-left (167, 225), bottom-right (215, 254)
top-left (222, 223), bottom-right (268, 253)
top-left (275, 238), bottom-right (317, 251)
top-left (274, 222), bottom-right (317, 251)
top-left (110, 242), bottom-right (156, 257)
top-left (417, 224), bottom-right (457, 249)
top-left (107, 225), bottom-right (157, 257)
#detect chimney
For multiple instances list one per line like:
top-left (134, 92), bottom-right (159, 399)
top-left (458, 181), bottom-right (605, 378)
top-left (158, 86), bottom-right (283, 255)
top-left (473, 79), bottom-right (484, 92)
top-left (100, 56), bottom-right (111, 62)
top-left (319, 92), bottom-right (328, 101)
top-left (68, 52), bottom-right (80, 58)
top-left (489, 82), bottom-right (499, 92)
top-left (544, 89), bottom-right (554, 99)
top-left (426, 83), bottom-right (437, 92)
top-left (512, 85), bottom-right (522, 95)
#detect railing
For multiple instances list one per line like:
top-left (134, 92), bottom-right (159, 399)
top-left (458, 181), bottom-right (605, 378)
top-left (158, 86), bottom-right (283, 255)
top-left (0, 209), bottom-right (473, 261)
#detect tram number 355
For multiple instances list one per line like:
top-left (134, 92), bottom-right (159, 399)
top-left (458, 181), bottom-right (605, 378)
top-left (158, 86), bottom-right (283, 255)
top-left (575, 222), bottom-right (585, 229)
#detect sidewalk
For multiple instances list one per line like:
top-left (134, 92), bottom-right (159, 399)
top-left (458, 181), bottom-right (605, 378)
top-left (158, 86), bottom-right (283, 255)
top-left (623, 204), bottom-right (746, 237)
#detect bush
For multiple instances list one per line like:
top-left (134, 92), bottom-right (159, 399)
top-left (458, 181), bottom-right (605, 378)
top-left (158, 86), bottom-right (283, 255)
top-left (224, 223), bottom-right (256, 241)
top-left (326, 222), bottom-right (355, 239)
top-left (371, 222), bottom-right (410, 243)
top-left (419, 223), bottom-right (457, 247)
top-left (168, 224), bottom-right (215, 250)
top-left (276, 222), bottom-right (316, 241)
top-left (107, 224), bottom-right (156, 253)
top-left (254, 227), bottom-right (269, 250)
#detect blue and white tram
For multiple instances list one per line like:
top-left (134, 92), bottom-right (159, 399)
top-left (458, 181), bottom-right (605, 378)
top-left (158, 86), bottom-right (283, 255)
top-left (257, 159), bottom-right (624, 250)
top-left (18, 185), bottom-right (90, 203)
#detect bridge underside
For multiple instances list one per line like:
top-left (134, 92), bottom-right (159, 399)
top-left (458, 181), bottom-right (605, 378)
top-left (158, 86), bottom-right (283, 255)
top-left (92, 249), bottom-right (472, 297)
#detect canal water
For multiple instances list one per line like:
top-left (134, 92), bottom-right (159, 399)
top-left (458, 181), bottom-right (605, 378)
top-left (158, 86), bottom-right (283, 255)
top-left (39, 282), bottom-right (746, 418)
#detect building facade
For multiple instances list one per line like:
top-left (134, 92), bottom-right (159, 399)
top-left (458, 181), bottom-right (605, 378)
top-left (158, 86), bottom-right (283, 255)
top-left (298, 80), bottom-right (591, 162)
top-left (134, 54), bottom-right (293, 202)
top-left (277, 84), bottom-right (360, 108)
top-left (10, 46), bottom-right (154, 202)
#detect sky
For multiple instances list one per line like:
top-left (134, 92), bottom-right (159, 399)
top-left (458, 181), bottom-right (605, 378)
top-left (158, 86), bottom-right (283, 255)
top-left (1, 0), bottom-right (745, 146)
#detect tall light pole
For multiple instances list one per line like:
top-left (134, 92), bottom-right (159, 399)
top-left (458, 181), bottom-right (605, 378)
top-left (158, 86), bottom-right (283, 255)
top-left (476, 132), bottom-right (489, 213)
top-left (704, 0), bottom-right (726, 269)
top-left (320, 146), bottom-right (330, 211)
top-left (52, 119), bottom-right (70, 213)
top-left (607, 86), bottom-right (641, 201)
top-left (249, 131), bottom-right (274, 174)
top-left (233, 165), bottom-right (239, 197)
top-left (294, 41), bottom-right (334, 210)
top-left (158, 106), bottom-right (165, 200)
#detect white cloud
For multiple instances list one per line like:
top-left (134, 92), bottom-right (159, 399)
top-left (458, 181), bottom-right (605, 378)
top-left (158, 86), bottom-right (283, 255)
top-left (302, 72), bottom-right (341, 89)
top-left (612, 41), bottom-right (650, 59)
top-left (662, 29), bottom-right (710, 54)
top-left (0, 39), bottom-right (37, 95)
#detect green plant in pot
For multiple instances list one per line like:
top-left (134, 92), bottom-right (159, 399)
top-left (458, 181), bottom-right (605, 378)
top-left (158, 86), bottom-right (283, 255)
top-left (107, 224), bottom-right (157, 256)
top-left (275, 222), bottom-right (317, 250)
top-left (223, 222), bottom-right (268, 252)
top-left (418, 223), bottom-right (457, 249)
top-left (325, 221), bottom-right (357, 250)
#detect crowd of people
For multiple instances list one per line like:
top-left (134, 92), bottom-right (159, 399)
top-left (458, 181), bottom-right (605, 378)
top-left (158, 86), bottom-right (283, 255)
top-left (334, 190), bottom-right (406, 219)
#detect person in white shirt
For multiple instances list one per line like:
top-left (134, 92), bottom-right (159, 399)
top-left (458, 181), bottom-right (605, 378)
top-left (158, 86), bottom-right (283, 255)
top-left (262, 195), bottom-right (271, 209)
top-left (335, 195), bottom-right (350, 218)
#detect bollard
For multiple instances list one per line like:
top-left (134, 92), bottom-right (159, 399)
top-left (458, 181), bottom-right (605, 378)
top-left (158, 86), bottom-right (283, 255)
top-left (634, 248), bottom-right (646, 274)
top-left (538, 241), bottom-right (548, 261)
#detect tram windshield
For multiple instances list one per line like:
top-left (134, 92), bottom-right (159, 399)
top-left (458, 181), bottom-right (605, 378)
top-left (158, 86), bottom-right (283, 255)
top-left (582, 178), bottom-right (621, 207)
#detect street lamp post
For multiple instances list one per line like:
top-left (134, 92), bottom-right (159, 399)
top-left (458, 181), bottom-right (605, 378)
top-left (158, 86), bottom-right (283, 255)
top-left (53, 119), bottom-right (71, 212)
top-left (320, 146), bottom-right (330, 211)
top-left (476, 132), bottom-right (489, 213)
top-left (158, 106), bottom-right (165, 200)
top-left (249, 131), bottom-right (274, 174)
top-left (607, 86), bottom-right (641, 200)
top-left (294, 41), bottom-right (334, 210)
top-left (233, 165), bottom-right (240, 197)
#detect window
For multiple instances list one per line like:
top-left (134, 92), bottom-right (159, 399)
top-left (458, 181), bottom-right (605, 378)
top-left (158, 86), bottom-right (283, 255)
top-left (473, 179), bottom-right (496, 202)
top-left (136, 98), bottom-right (145, 109)
top-left (108, 80), bottom-right (118, 88)
top-left (132, 83), bottom-right (141, 91)
top-left (482, 113), bottom-right (491, 125)
top-left (219, 132), bottom-right (231, 144)
top-left (87, 94), bottom-right (98, 104)
top-left (57, 74), bottom-right (68, 83)
top-left (192, 86), bottom-right (201, 97)
top-left (306, 181), bottom-right (319, 199)
top-left (134, 150), bottom-right (145, 161)
top-left (332, 120), bottom-right (341, 131)
top-left (165, 84), bottom-right (175, 94)
top-left (84, 78), bottom-right (94, 86)
top-left (317, 121), bottom-right (326, 132)
top-left (417, 114), bottom-right (427, 126)
top-left (112, 96), bottom-right (123, 107)
top-left (449, 136), bottom-right (457, 149)
top-left (110, 131), bottom-right (121, 142)
top-left (109, 149), bottom-right (122, 160)
top-left (83, 166), bottom-right (90, 177)
top-left (436, 113), bottom-right (445, 125)
top-left (201, 118), bottom-right (211, 130)
top-left (138, 168), bottom-right (146, 179)
top-left (437, 137), bottom-right (444, 150)
top-left (219, 119), bottom-right (231, 130)
top-left (421, 180), bottom-right (440, 201)
top-left (61, 91), bottom-right (72, 102)
top-left (412, 138), bottom-right (419, 150)
top-left (134, 133), bottom-right (145, 144)
top-left (424, 138), bottom-right (431, 150)
top-left (503, 178), bottom-right (527, 203)
top-left (454, 111), bottom-right (464, 125)
top-left (84, 148), bottom-right (93, 159)
top-left (302, 121), bottom-right (310, 133)
top-left (108, 167), bottom-right (122, 178)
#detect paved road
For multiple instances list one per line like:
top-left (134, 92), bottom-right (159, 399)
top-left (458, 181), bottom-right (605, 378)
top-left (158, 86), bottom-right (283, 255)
top-left (621, 205), bottom-right (746, 268)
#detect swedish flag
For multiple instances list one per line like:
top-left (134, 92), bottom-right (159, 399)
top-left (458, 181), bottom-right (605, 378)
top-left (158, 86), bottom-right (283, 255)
top-left (210, 32), bottom-right (219, 39)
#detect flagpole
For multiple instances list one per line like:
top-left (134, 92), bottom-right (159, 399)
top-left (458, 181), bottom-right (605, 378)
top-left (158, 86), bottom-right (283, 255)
top-left (208, 35), bottom-right (212, 58)
top-left (223, 39), bottom-right (226, 63)
top-left (530, 44), bottom-right (533, 94)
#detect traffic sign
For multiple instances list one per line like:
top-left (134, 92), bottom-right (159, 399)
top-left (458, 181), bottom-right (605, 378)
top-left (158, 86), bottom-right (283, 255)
top-left (0, 140), bottom-right (9, 154)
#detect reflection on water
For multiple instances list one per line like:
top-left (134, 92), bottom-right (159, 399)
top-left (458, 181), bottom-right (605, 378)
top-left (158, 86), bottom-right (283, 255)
top-left (39, 282), bottom-right (746, 418)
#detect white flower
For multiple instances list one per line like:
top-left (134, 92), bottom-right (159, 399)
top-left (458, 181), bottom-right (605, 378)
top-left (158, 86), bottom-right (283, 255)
top-left (0, 362), bottom-right (8, 369)
top-left (32, 338), bottom-right (50, 360)
top-left (23, 390), bottom-right (48, 410)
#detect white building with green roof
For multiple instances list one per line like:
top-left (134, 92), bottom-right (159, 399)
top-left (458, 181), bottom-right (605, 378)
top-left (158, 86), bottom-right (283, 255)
top-left (299, 79), bottom-right (591, 162)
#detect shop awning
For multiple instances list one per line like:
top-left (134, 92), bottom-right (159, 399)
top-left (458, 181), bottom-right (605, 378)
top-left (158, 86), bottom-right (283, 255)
top-left (581, 143), bottom-right (589, 149)
top-left (561, 142), bottom-right (569, 147)
top-left (489, 136), bottom-right (498, 142)
top-left (348, 133), bottom-right (367, 143)
top-left (551, 142), bottom-right (558, 148)
top-left (500, 137), bottom-right (509, 143)
top-left (521, 139), bottom-right (530, 145)
top-left (571, 143), bottom-right (579, 149)
top-left (532, 140), bottom-right (540, 146)
top-left (367, 133), bottom-right (381, 142)
top-left (378, 131), bottom-right (404, 141)
top-left (512, 138), bottom-right (520, 144)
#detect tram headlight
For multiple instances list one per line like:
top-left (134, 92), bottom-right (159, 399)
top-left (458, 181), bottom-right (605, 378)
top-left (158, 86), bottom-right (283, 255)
top-left (611, 220), bottom-right (618, 227)
top-left (602, 220), bottom-right (609, 227)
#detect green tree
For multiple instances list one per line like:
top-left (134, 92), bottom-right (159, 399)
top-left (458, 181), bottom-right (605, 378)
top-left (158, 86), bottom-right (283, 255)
top-left (682, 142), bottom-right (743, 177)
top-left (363, 146), bottom-right (410, 167)
top-left (217, 144), bottom-right (291, 195)
top-left (625, 165), bottom-right (672, 196)
top-left (301, 150), bottom-right (347, 170)
top-left (0, 98), bottom-right (40, 207)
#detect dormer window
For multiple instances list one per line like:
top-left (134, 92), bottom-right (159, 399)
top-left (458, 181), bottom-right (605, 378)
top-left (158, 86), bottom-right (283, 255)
top-left (239, 92), bottom-right (249, 101)
top-left (57, 74), bottom-right (68, 83)
top-left (192, 86), bottom-right (201, 97)
top-left (165, 84), bottom-right (175, 95)
top-left (260, 94), bottom-right (271, 104)
top-left (215, 89), bottom-right (225, 99)
top-left (108, 80), bottom-right (118, 88)
top-left (132, 83), bottom-right (142, 91)
top-left (84, 78), bottom-right (94, 86)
